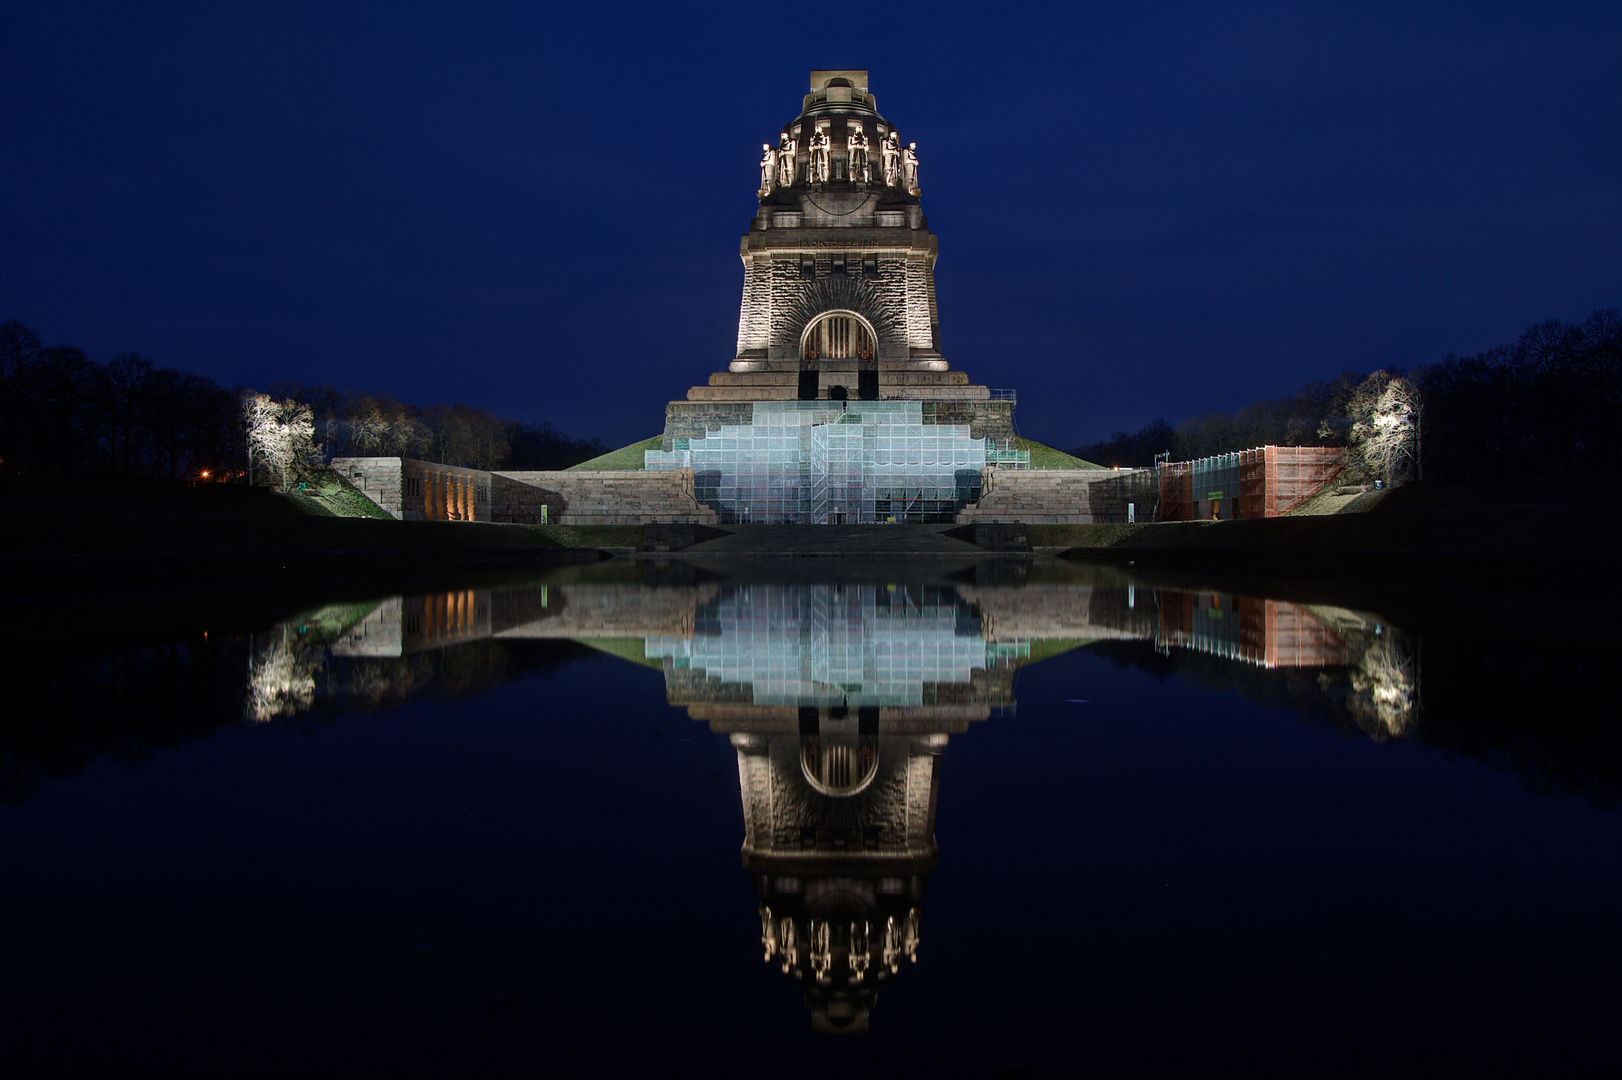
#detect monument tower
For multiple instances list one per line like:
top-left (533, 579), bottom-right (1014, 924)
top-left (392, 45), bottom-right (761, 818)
top-left (647, 71), bottom-right (1028, 524)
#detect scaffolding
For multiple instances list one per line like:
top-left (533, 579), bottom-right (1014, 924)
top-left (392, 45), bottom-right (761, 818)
top-left (644, 584), bottom-right (1000, 707)
top-left (1158, 445), bottom-right (1343, 521)
top-left (1156, 592), bottom-right (1346, 668)
top-left (646, 400), bottom-right (1026, 524)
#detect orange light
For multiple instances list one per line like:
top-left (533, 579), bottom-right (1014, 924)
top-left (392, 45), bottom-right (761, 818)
top-left (200, 470), bottom-right (210, 478)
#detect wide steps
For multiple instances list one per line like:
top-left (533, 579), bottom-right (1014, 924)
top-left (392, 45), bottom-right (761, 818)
top-left (681, 524), bottom-right (983, 555)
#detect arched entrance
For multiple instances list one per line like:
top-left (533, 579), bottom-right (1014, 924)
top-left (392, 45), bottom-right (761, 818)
top-left (800, 311), bottom-right (878, 400)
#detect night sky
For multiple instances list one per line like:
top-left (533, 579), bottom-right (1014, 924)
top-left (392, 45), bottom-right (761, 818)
top-left (4, 1), bottom-right (1619, 448)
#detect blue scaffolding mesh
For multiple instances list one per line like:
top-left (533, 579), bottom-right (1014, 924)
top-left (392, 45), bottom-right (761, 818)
top-left (645, 400), bottom-right (1008, 523)
top-left (643, 584), bottom-right (1028, 706)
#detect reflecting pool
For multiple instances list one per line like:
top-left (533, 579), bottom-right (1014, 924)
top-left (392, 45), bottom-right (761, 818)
top-left (2, 561), bottom-right (1617, 1073)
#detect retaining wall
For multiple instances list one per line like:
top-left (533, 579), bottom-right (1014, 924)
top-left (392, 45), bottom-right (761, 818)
top-left (332, 457), bottom-right (491, 521)
top-left (955, 467), bottom-right (1157, 525)
top-left (491, 469), bottom-right (719, 526)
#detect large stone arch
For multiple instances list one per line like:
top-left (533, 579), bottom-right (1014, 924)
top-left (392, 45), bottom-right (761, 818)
top-left (779, 275), bottom-right (901, 354)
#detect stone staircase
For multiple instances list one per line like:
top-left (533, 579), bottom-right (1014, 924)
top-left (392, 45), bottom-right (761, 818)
top-left (682, 524), bottom-right (983, 555)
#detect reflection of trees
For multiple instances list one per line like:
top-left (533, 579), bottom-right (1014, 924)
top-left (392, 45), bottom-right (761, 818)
top-left (1344, 630), bottom-right (1419, 740)
top-left (0, 618), bottom-right (602, 806)
top-left (0, 637), bottom-right (252, 806)
top-left (1087, 628), bottom-right (1618, 807)
top-left (251, 616), bottom-right (605, 722)
top-left (246, 626), bottom-right (321, 721)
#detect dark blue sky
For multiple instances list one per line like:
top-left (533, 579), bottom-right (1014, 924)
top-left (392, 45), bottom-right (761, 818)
top-left (3, 1), bottom-right (1618, 447)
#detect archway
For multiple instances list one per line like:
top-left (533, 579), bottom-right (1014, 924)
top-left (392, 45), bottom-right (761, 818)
top-left (800, 311), bottom-right (878, 401)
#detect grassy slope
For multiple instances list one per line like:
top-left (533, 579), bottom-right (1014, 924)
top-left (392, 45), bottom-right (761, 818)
top-left (575, 638), bottom-right (665, 669)
top-left (1016, 438), bottom-right (1103, 469)
top-left (567, 436), bottom-right (662, 471)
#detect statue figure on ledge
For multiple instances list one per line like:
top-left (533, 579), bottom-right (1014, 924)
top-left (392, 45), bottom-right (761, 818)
top-left (777, 132), bottom-right (797, 188)
top-left (902, 141), bottom-right (919, 195)
top-left (808, 125), bottom-right (831, 185)
top-left (848, 125), bottom-right (871, 184)
top-left (758, 144), bottom-right (776, 197)
top-left (881, 130), bottom-right (901, 187)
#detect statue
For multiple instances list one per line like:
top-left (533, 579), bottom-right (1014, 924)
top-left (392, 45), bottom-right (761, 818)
top-left (777, 132), bottom-right (797, 188)
top-left (848, 125), bottom-right (871, 184)
top-left (808, 125), bottom-right (831, 185)
top-left (758, 143), bottom-right (776, 197)
top-left (901, 141), bottom-right (919, 195)
top-left (880, 131), bottom-right (901, 187)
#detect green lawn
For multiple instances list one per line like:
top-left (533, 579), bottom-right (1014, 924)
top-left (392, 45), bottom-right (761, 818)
top-left (567, 436), bottom-right (662, 471)
top-left (1016, 438), bottom-right (1104, 469)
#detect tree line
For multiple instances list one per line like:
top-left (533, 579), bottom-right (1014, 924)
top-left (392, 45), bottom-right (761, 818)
top-left (1, 320), bottom-right (242, 478)
top-left (1071, 308), bottom-right (1621, 483)
top-left (0, 318), bottom-right (607, 482)
top-left (258, 381), bottom-right (609, 475)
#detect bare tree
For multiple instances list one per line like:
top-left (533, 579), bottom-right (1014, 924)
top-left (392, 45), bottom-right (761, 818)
top-left (350, 405), bottom-right (387, 454)
top-left (1345, 371), bottom-right (1423, 484)
top-left (243, 394), bottom-right (315, 491)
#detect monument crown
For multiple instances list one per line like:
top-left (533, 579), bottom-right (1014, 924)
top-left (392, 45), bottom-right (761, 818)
top-left (802, 69), bottom-right (878, 114)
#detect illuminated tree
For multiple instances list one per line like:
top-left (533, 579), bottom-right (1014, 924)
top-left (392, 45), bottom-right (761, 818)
top-left (243, 393), bottom-right (315, 491)
top-left (1343, 371), bottom-right (1423, 484)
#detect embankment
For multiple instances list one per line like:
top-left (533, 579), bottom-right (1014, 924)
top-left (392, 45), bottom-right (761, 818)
top-left (1, 475), bottom-right (629, 581)
top-left (1045, 475), bottom-right (1619, 587)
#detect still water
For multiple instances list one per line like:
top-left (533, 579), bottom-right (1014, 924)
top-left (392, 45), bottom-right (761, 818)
top-left (3, 560), bottom-right (1617, 1074)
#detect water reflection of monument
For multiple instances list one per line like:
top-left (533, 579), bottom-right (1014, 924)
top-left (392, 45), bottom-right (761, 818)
top-left (648, 585), bottom-right (1004, 1032)
top-left (317, 577), bottom-right (1410, 1029)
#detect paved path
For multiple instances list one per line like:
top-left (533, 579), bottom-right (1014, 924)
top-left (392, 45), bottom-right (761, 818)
top-left (680, 524), bottom-right (984, 555)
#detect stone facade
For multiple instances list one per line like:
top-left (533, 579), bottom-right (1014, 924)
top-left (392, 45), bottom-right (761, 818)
top-left (333, 457), bottom-right (490, 521)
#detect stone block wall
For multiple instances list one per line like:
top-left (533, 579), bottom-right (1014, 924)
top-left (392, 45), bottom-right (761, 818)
top-left (662, 403), bottom-right (755, 450)
top-left (662, 397), bottom-right (1013, 448)
top-left (334, 457), bottom-right (404, 518)
top-left (491, 469), bottom-right (719, 526)
top-left (337, 457), bottom-right (720, 526)
top-left (955, 467), bottom-right (1154, 525)
top-left (333, 457), bottom-right (491, 521)
top-left (400, 460), bottom-right (491, 522)
top-left (1085, 470), bottom-right (1161, 523)
top-left (930, 400), bottom-right (1015, 443)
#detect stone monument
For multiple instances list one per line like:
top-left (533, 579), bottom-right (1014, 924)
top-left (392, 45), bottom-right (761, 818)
top-left (649, 71), bottom-right (1027, 525)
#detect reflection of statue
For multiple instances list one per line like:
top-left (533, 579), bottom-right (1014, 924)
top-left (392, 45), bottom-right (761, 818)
top-left (901, 141), bottom-right (919, 194)
top-left (808, 126), bottom-right (831, 184)
top-left (880, 131), bottom-right (901, 187)
top-left (647, 583), bottom-right (996, 1032)
top-left (777, 132), bottom-right (797, 188)
top-left (758, 144), bottom-right (776, 197)
top-left (736, 717), bottom-right (939, 1032)
top-left (848, 125), bottom-right (871, 183)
